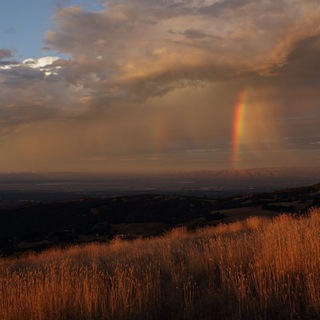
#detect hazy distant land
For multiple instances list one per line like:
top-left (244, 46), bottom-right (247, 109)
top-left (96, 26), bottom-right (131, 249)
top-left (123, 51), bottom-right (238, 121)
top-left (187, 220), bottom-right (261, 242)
top-left (0, 167), bottom-right (319, 202)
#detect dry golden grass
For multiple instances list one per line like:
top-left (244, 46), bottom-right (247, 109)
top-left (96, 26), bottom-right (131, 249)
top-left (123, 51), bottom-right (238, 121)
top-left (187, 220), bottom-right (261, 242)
top-left (1, 208), bottom-right (320, 319)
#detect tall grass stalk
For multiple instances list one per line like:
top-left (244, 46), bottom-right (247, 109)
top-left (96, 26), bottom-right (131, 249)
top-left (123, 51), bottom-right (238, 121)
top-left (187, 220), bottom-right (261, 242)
top-left (1, 208), bottom-right (320, 319)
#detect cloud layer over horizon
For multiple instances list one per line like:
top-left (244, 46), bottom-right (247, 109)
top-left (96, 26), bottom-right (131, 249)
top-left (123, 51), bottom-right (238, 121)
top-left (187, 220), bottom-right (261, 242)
top-left (0, 0), bottom-right (319, 172)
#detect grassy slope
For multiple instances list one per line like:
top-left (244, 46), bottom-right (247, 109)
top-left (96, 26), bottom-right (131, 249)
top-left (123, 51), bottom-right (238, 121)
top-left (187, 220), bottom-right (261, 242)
top-left (1, 207), bottom-right (320, 319)
top-left (1, 182), bottom-right (319, 247)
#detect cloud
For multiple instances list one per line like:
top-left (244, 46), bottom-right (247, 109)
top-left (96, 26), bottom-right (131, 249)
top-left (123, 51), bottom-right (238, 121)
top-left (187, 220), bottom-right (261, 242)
top-left (1, 0), bottom-right (320, 172)
top-left (0, 0), bottom-right (319, 125)
top-left (43, 0), bottom-right (320, 96)
top-left (0, 49), bottom-right (12, 60)
top-left (0, 56), bottom-right (62, 80)
top-left (0, 0), bottom-right (320, 126)
top-left (0, 57), bottom-right (93, 126)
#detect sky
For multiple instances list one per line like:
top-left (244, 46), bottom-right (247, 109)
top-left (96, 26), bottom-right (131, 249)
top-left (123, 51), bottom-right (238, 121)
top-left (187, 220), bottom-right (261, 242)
top-left (0, 0), bottom-right (319, 173)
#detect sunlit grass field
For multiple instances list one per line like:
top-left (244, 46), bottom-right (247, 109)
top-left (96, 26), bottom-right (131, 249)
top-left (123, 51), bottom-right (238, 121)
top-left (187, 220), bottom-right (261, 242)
top-left (1, 208), bottom-right (320, 319)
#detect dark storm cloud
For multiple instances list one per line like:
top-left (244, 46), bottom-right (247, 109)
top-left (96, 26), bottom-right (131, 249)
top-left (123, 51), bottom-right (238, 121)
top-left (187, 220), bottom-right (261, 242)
top-left (276, 35), bottom-right (320, 80)
top-left (245, 34), bottom-right (320, 100)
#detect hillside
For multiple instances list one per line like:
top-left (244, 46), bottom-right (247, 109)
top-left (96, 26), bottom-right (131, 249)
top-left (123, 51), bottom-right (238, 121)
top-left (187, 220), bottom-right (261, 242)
top-left (1, 208), bottom-right (320, 320)
top-left (0, 182), bottom-right (319, 254)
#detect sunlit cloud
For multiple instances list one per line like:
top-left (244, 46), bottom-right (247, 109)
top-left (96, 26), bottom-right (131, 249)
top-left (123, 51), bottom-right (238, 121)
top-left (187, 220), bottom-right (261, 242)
top-left (0, 0), bottom-right (319, 172)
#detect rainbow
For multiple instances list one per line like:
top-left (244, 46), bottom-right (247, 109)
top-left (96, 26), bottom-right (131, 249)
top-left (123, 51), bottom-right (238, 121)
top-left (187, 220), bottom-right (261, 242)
top-left (232, 90), bottom-right (248, 165)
